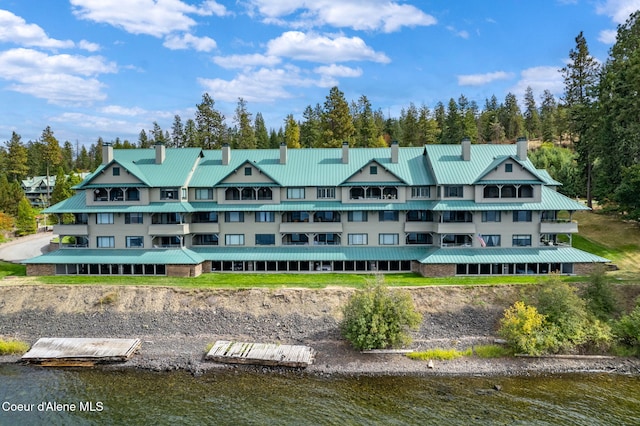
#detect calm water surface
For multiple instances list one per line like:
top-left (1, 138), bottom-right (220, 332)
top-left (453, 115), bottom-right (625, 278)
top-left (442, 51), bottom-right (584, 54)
top-left (1, 364), bottom-right (639, 425)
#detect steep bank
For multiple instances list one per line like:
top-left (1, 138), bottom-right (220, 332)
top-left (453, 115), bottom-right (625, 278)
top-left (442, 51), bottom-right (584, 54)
top-left (1, 283), bottom-right (639, 376)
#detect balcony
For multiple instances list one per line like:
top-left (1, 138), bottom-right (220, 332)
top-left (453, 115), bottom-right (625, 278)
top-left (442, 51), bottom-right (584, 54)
top-left (540, 220), bottom-right (578, 234)
top-left (189, 223), bottom-right (220, 233)
top-left (280, 222), bottom-right (343, 233)
top-left (148, 223), bottom-right (190, 235)
top-left (404, 222), bottom-right (437, 233)
top-left (436, 222), bottom-right (476, 234)
top-left (53, 224), bottom-right (89, 235)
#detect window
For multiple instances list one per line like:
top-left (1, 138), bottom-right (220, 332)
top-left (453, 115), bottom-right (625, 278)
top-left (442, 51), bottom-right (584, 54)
top-left (444, 186), bottom-right (463, 198)
top-left (110, 188), bottom-right (124, 201)
top-left (126, 188), bottom-right (140, 201)
top-left (513, 211), bottom-right (532, 222)
top-left (113, 167), bottom-right (120, 176)
top-left (317, 187), bottom-right (336, 199)
top-left (512, 234), bottom-right (532, 247)
top-left (160, 188), bottom-right (178, 200)
top-left (314, 211), bottom-right (340, 222)
top-left (195, 188), bottom-right (213, 200)
top-left (347, 211), bottom-right (368, 222)
top-left (255, 234), bottom-right (275, 245)
top-left (483, 185), bottom-right (500, 198)
top-left (225, 211), bottom-right (244, 222)
top-left (406, 233), bottom-right (432, 245)
top-left (287, 188), bottom-right (305, 199)
top-left (193, 212), bottom-right (218, 223)
top-left (97, 236), bottom-right (114, 248)
top-left (379, 211), bottom-right (399, 221)
top-left (96, 213), bottom-right (114, 224)
top-left (126, 236), bottom-right (144, 248)
top-left (348, 233), bottom-right (368, 245)
top-left (225, 188), bottom-right (240, 200)
top-left (442, 211), bottom-right (472, 222)
top-left (193, 234), bottom-right (218, 245)
top-left (481, 211), bottom-right (501, 222)
top-left (379, 233), bottom-right (399, 245)
top-left (124, 213), bottom-right (143, 224)
top-left (182, 188), bottom-right (187, 200)
top-left (241, 188), bottom-right (256, 200)
top-left (411, 186), bottom-right (430, 198)
top-left (406, 210), bottom-right (433, 222)
top-left (225, 234), bottom-right (245, 245)
top-left (505, 163), bottom-right (513, 173)
top-left (244, 167), bottom-right (252, 176)
top-left (370, 166), bottom-right (378, 175)
top-left (518, 185), bottom-right (534, 198)
top-left (152, 212), bottom-right (180, 224)
top-left (315, 233), bottom-right (339, 245)
top-left (480, 235), bottom-right (501, 247)
top-left (283, 211), bottom-right (309, 222)
top-left (255, 211), bottom-right (275, 222)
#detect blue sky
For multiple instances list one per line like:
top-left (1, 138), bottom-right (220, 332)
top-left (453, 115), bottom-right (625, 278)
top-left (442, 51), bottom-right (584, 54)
top-left (0, 0), bottom-right (637, 146)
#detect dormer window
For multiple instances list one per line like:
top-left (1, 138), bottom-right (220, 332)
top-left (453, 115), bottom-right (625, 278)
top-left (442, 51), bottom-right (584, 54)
top-left (113, 167), bottom-right (120, 176)
top-left (370, 166), bottom-right (378, 175)
top-left (244, 167), bottom-right (252, 176)
top-left (160, 188), bottom-right (178, 200)
top-left (505, 164), bottom-right (513, 173)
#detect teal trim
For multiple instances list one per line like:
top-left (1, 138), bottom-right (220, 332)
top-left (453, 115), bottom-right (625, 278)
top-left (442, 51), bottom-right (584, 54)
top-left (432, 187), bottom-right (588, 211)
top-left (24, 248), bottom-right (204, 265)
top-left (192, 246), bottom-right (426, 261)
top-left (418, 247), bottom-right (609, 264)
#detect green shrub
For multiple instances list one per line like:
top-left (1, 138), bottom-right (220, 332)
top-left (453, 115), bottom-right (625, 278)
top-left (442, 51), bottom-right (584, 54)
top-left (407, 348), bottom-right (471, 361)
top-left (0, 338), bottom-right (30, 355)
top-left (498, 301), bottom-right (554, 355)
top-left (473, 344), bottom-right (512, 358)
top-left (583, 266), bottom-right (618, 321)
top-left (340, 281), bottom-right (422, 351)
top-left (613, 302), bottom-right (640, 349)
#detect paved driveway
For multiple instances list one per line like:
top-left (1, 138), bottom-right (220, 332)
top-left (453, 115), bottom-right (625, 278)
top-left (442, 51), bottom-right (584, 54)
top-left (0, 232), bottom-right (56, 263)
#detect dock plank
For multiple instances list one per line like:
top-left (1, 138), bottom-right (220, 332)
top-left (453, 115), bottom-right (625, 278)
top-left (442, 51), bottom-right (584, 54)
top-left (22, 338), bottom-right (141, 365)
top-left (206, 340), bottom-right (315, 368)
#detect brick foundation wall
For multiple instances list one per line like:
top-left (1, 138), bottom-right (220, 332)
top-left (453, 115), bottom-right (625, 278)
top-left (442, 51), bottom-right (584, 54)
top-left (412, 262), bottom-right (456, 277)
top-left (166, 263), bottom-right (203, 277)
top-left (27, 264), bottom-right (55, 276)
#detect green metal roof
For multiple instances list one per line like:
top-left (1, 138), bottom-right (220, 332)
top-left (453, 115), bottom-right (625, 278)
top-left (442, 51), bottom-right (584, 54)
top-left (424, 145), bottom-right (556, 185)
top-left (191, 246), bottom-right (427, 261)
top-left (23, 248), bottom-right (204, 265)
top-left (432, 187), bottom-right (588, 211)
top-left (418, 247), bottom-right (609, 264)
top-left (190, 200), bottom-right (433, 212)
top-left (190, 147), bottom-right (434, 187)
top-left (44, 193), bottom-right (194, 214)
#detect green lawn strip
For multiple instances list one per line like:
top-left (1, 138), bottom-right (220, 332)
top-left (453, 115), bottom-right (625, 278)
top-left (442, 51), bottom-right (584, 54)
top-left (0, 261), bottom-right (26, 277)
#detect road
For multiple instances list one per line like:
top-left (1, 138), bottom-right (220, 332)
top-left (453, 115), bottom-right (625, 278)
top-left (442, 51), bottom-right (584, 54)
top-left (0, 232), bottom-right (56, 263)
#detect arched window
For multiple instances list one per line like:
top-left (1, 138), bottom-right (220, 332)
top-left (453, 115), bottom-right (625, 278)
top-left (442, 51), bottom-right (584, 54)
top-left (502, 185), bottom-right (516, 198)
top-left (110, 188), bottom-right (124, 201)
top-left (241, 187), bottom-right (255, 200)
top-left (518, 185), bottom-right (534, 198)
top-left (257, 187), bottom-right (272, 200)
top-left (94, 188), bottom-right (108, 201)
top-left (484, 185), bottom-right (499, 198)
top-left (225, 188), bottom-right (240, 200)
top-left (350, 187), bottom-right (365, 199)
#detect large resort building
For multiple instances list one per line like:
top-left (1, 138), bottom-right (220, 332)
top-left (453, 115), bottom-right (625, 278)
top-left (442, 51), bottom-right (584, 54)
top-left (24, 140), bottom-right (608, 277)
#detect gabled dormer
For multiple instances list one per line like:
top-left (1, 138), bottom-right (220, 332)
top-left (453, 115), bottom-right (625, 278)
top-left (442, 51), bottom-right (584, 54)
top-left (341, 159), bottom-right (407, 202)
top-left (216, 160), bottom-right (280, 203)
top-left (474, 156), bottom-right (544, 203)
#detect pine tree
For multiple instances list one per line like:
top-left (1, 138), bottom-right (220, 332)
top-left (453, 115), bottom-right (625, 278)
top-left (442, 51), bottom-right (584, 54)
top-left (170, 115), bottom-right (184, 148)
top-left (353, 95), bottom-right (383, 147)
top-left (4, 131), bottom-right (28, 182)
top-left (283, 114), bottom-right (301, 148)
top-left (254, 113), bottom-right (270, 149)
top-left (540, 90), bottom-right (557, 143)
top-left (399, 103), bottom-right (420, 146)
top-left (523, 86), bottom-right (541, 140)
top-left (300, 105), bottom-right (321, 148)
top-left (233, 98), bottom-right (256, 149)
top-left (500, 92), bottom-right (523, 140)
top-left (195, 92), bottom-right (226, 149)
top-left (561, 31), bottom-right (600, 207)
top-left (417, 104), bottom-right (438, 145)
top-left (15, 197), bottom-right (36, 236)
top-left (320, 86), bottom-right (355, 147)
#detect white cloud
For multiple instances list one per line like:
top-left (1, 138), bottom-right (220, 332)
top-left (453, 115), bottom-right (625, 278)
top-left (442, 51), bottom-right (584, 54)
top-left (0, 9), bottom-right (74, 49)
top-left (246, 0), bottom-right (436, 32)
top-left (446, 26), bottom-right (469, 39)
top-left (198, 66), bottom-right (317, 102)
top-left (78, 40), bottom-right (101, 52)
top-left (314, 64), bottom-right (362, 78)
top-left (509, 66), bottom-right (564, 99)
top-left (51, 112), bottom-right (133, 132)
top-left (163, 33), bottom-right (217, 51)
top-left (0, 48), bottom-right (117, 105)
top-left (99, 105), bottom-right (149, 116)
top-left (213, 53), bottom-right (281, 69)
top-left (458, 71), bottom-right (513, 86)
top-left (598, 29), bottom-right (617, 44)
top-left (267, 31), bottom-right (390, 63)
top-left (596, 0), bottom-right (640, 24)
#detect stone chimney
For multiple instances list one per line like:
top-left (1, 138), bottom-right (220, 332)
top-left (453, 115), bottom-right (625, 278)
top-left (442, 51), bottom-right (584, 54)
top-left (390, 140), bottom-right (399, 164)
top-left (222, 143), bottom-right (231, 165)
top-left (102, 142), bottom-right (113, 165)
top-left (342, 141), bottom-right (349, 164)
top-left (516, 137), bottom-right (528, 161)
top-left (155, 142), bottom-right (165, 164)
top-left (280, 142), bottom-right (287, 164)
top-left (461, 138), bottom-right (471, 161)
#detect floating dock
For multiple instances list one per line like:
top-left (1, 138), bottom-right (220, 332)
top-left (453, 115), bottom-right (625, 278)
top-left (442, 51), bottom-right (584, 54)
top-left (206, 340), bottom-right (315, 368)
top-left (21, 338), bottom-right (141, 366)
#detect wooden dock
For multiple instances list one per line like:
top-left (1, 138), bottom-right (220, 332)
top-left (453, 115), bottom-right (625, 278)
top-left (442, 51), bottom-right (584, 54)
top-left (206, 340), bottom-right (315, 368)
top-left (21, 338), bottom-right (141, 366)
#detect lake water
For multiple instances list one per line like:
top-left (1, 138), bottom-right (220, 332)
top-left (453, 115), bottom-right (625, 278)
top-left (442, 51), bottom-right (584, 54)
top-left (1, 364), bottom-right (639, 425)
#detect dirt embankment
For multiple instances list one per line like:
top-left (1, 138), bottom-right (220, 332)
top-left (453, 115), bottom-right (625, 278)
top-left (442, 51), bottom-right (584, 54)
top-left (1, 283), bottom-right (640, 376)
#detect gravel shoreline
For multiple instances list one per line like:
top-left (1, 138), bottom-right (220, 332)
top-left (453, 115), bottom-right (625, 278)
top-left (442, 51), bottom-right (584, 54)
top-left (2, 295), bottom-right (640, 377)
